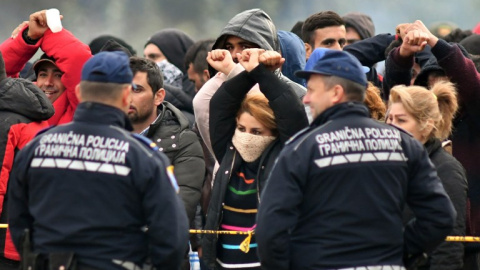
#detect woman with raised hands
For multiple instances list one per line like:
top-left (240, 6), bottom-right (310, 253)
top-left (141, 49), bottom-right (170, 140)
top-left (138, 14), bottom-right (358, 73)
top-left (202, 48), bottom-right (308, 270)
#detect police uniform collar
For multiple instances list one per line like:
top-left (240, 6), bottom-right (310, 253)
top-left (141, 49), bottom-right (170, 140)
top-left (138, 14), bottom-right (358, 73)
top-left (311, 102), bottom-right (369, 127)
top-left (73, 102), bottom-right (133, 131)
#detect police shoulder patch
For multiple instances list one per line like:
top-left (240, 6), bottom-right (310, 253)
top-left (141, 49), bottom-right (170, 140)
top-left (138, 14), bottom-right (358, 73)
top-left (131, 133), bottom-right (159, 151)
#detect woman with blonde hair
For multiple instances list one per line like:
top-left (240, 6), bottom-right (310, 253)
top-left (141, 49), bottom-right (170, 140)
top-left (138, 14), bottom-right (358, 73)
top-left (202, 48), bottom-right (308, 270)
top-left (387, 81), bottom-right (468, 270)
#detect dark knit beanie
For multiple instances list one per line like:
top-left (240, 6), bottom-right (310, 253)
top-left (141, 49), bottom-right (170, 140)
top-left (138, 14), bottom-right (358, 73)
top-left (89, 35), bottom-right (137, 56)
top-left (460, 34), bottom-right (480, 55)
top-left (145, 29), bottom-right (194, 74)
top-left (99, 39), bottom-right (134, 57)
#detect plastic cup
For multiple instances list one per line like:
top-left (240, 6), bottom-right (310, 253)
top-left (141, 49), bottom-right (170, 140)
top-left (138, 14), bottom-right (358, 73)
top-left (46, 8), bottom-right (63, 33)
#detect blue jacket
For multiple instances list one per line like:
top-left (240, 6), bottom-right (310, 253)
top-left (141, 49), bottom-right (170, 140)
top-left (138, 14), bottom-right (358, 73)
top-left (277, 30), bottom-right (306, 86)
top-left (256, 102), bottom-right (456, 270)
top-left (8, 102), bottom-right (189, 270)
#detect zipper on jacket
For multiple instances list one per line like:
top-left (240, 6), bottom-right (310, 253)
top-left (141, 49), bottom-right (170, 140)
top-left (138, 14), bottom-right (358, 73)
top-left (216, 151), bottom-right (237, 239)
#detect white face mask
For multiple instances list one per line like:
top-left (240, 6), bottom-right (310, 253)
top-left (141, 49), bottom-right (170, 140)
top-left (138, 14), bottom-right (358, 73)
top-left (231, 129), bottom-right (276, 162)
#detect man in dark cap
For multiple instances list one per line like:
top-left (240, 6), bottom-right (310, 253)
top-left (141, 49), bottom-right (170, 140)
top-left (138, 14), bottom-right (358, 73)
top-left (0, 9), bottom-right (91, 126)
top-left (8, 51), bottom-right (189, 270)
top-left (256, 48), bottom-right (455, 270)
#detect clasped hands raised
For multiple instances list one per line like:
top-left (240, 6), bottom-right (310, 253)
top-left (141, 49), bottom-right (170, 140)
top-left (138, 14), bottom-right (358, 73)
top-left (207, 48), bottom-right (285, 75)
top-left (395, 20), bottom-right (440, 57)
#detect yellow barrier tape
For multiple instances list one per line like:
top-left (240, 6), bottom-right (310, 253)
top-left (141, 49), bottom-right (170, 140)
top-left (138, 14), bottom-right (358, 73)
top-left (189, 229), bottom-right (254, 235)
top-left (1, 224), bottom-right (476, 249)
top-left (445, 236), bottom-right (480, 242)
top-left (239, 231), bottom-right (253, 253)
top-left (189, 229), bottom-right (255, 253)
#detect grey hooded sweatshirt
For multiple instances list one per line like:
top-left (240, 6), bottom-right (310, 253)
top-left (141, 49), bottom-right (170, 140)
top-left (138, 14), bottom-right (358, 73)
top-left (193, 8), bottom-right (307, 159)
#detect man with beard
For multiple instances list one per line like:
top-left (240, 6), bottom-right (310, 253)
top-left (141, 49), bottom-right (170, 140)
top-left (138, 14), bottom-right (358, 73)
top-left (184, 39), bottom-right (215, 92)
top-left (0, 9), bottom-right (91, 125)
top-left (128, 56), bottom-right (205, 270)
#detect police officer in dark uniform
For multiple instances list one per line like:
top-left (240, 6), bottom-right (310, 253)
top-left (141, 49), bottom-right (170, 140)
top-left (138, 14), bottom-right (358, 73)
top-left (256, 49), bottom-right (456, 270)
top-left (8, 51), bottom-right (189, 270)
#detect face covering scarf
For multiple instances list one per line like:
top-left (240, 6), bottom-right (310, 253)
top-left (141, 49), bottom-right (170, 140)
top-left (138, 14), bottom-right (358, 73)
top-left (231, 129), bottom-right (276, 162)
top-left (156, 60), bottom-right (183, 88)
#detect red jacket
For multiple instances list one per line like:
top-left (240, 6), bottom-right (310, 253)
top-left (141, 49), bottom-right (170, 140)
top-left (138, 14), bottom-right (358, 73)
top-left (0, 78), bottom-right (54, 260)
top-left (0, 25), bottom-right (90, 261)
top-left (0, 26), bottom-right (92, 125)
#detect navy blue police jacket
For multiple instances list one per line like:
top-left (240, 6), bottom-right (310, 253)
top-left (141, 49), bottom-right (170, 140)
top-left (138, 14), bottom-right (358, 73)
top-left (256, 102), bottom-right (456, 270)
top-left (7, 102), bottom-right (189, 270)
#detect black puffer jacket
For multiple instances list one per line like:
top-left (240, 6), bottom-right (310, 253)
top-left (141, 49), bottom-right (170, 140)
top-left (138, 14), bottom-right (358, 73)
top-left (0, 73), bottom-right (54, 260)
top-left (163, 83), bottom-right (195, 126)
top-left (144, 101), bottom-right (205, 225)
top-left (404, 138), bottom-right (467, 270)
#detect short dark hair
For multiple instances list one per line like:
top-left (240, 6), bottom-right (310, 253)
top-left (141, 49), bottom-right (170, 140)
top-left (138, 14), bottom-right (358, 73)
top-left (184, 39), bottom-right (215, 74)
top-left (129, 57), bottom-right (163, 93)
top-left (323, 75), bottom-right (366, 102)
top-left (79, 81), bottom-right (129, 102)
top-left (302, 11), bottom-right (344, 46)
top-left (290, 21), bottom-right (304, 39)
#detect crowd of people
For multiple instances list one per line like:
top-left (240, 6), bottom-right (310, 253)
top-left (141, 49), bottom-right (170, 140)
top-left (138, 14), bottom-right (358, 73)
top-left (0, 6), bottom-right (479, 270)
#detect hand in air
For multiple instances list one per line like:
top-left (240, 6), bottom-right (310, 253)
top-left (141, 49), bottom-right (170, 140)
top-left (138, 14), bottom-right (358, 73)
top-left (207, 49), bottom-right (236, 75)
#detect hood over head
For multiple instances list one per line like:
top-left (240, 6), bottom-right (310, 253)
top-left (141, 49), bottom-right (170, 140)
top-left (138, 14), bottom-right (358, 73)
top-left (343, 12), bottom-right (375, 40)
top-left (414, 42), bottom-right (470, 87)
top-left (414, 55), bottom-right (444, 87)
top-left (213, 9), bottom-right (278, 51)
top-left (145, 29), bottom-right (194, 74)
top-left (277, 30), bottom-right (306, 85)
